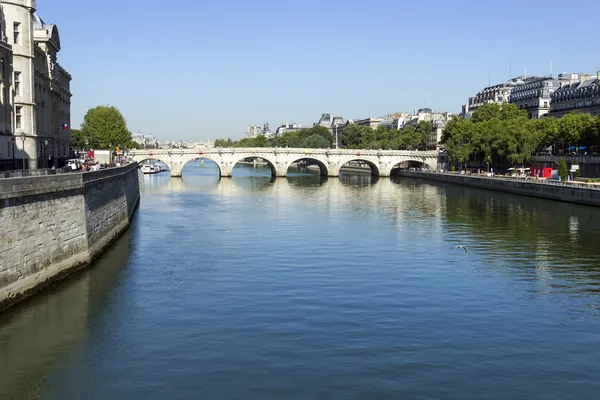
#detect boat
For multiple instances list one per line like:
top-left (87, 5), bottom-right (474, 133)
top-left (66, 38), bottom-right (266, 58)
top-left (153, 163), bottom-right (167, 173)
top-left (141, 165), bottom-right (160, 174)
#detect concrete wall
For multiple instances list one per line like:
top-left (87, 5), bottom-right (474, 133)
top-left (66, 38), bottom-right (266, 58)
top-left (398, 171), bottom-right (600, 207)
top-left (0, 162), bottom-right (140, 311)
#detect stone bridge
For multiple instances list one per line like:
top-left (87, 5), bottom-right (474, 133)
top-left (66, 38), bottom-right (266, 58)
top-left (129, 148), bottom-right (439, 178)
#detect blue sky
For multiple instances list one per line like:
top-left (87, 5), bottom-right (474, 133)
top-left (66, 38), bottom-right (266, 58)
top-left (44, 0), bottom-right (599, 141)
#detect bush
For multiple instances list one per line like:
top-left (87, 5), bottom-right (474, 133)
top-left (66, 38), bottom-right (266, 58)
top-left (558, 157), bottom-right (568, 181)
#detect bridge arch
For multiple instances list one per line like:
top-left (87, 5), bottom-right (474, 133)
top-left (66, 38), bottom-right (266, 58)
top-left (338, 158), bottom-right (380, 176)
top-left (185, 156), bottom-right (222, 177)
top-left (286, 156), bottom-right (328, 176)
top-left (230, 153), bottom-right (277, 177)
top-left (388, 158), bottom-right (433, 175)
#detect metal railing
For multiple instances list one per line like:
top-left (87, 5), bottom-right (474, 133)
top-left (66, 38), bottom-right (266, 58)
top-left (411, 170), bottom-right (600, 191)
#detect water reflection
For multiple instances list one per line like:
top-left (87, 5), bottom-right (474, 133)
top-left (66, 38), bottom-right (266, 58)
top-left (0, 229), bottom-right (131, 399)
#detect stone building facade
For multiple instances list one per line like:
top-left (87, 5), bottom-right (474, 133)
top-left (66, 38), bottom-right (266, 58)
top-left (0, 0), bottom-right (71, 170)
top-left (507, 76), bottom-right (559, 118)
top-left (549, 73), bottom-right (600, 118)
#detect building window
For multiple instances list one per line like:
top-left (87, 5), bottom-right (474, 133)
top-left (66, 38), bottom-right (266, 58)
top-left (16, 106), bottom-right (22, 129)
top-left (13, 23), bottom-right (20, 45)
top-left (14, 71), bottom-right (20, 95)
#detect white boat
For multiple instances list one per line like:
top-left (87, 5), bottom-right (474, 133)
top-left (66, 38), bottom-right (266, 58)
top-left (141, 165), bottom-right (160, 174)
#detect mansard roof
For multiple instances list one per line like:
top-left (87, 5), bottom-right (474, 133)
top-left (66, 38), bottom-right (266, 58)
top-left (33, 12), bottom-right (61, 52)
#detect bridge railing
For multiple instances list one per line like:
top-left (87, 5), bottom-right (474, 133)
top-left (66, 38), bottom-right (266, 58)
top-left (410, 170), bottom-right (600, 191)
top-left (130, 147), bottom-right (439, 156)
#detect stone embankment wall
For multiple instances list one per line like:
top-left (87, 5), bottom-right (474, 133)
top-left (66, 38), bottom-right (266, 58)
top-left (0, 163), bottom-right (140, 311)
top-left (398, 171), bottom-right (600, 207)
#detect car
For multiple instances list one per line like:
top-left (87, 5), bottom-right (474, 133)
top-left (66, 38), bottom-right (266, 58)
top-left (66, 159), bottom-right (81, 171)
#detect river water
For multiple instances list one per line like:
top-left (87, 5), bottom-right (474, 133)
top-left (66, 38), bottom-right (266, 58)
top-left (2, 162), bottom-right (600, 399)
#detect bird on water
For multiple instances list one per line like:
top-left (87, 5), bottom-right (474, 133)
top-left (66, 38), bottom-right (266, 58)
top-left (453, 245), bottom-right (467, 253)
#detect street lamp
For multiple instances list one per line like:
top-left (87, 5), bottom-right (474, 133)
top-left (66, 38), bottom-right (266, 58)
top-left (10, 137), bottom-right (15, 170)
top-left (44, 139), bottom-right (48, 168)
top-left (20, 132), bottom-right (26, 171)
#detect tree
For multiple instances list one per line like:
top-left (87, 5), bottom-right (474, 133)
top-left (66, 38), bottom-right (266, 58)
top-left (253, 134), bottom-right (267, 147)
top-left (303, 134), bottom-right (330, 148)
top-left (471, 103), bottom-right (501, 123)
top-left (500, 103), bottom-right (527, 120)
top-left (80, 106), bottom-right (133, 149)
top-left (341, 124), bottom-right (363, 149)
top-left (71, 129), bottom-right (86, 150)
top-left (310, 125), bottom-right (334, 147)
top-left (558, 157), bottom-right (568, 181)
top-left (416, 121), bottom-right (433, 150)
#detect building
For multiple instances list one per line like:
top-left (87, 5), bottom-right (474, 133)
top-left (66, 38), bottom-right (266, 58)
top-left (246, 125), bottom-right (263, 138)
top-left (353, 117), bottom-right (383, 129)
top-left (0, 1), bottom-right (71, 170)
top-left (131, 133), bottom-right (145, 147)
top-left (315, 113), bottom-right (346, 149)
top-left (131, 132), bottom-right (158, 149)
top-left (549, 72), bottom-right (600, 118)
top-left (462, 77), bottom-right (543, 118)
top-left (0, 11), bottom-right (13, 170)
top-left (402, 109), bottom-right (454, 149)
top-left (463, 82), bottom-right (514, 118)
top-left (275, 122), bottom-right (303, 136)
top-left (508, 76), bottom-right (560, 118)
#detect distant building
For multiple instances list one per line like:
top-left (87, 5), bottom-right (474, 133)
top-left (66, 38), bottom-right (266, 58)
top-left (132, 133), bottom-right (158, 149)
top-left (246, 125), bottom-right (263, 138)
top-left (353, 117), bottom-right (383, 129)
top-left (379, 113), bottom-right (410, 130)
top-left (276, 122), bottom-right (303, 136)
top-left (315, 113), bottom-right (346, 148)
top-left (132, 133), bottom-right (145, 147)
top-left (508, 76), bottom-right (561, 118)
top-left (402, 109), bottom-right (454, 149)
top-left (463, 81), bottom-right (515, 118)
top-left (549, 72), bottom-right (600, 118)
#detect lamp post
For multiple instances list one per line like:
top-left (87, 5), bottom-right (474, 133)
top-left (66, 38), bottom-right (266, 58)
top-left (334, 125), bottom-right (339, 149)
top-left (10, 137), bottom-right (15, 170)
top-left (20, 132), bottom-right (26, 170)
top-left (44, 139), bottom-right (48, 168)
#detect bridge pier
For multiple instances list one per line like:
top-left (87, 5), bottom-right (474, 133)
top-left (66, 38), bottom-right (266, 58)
top-left (169, 162), bottom-right (183, 177)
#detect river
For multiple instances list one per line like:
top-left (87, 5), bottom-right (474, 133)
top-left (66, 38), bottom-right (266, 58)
top-left (2, 161), bottom-right (600, 399)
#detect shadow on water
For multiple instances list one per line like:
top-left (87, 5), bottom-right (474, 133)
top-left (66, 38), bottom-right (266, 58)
top-left (287, 166), bottom-right (328, 188)
top-left (339, 171), bottom-right (379, 186)
top-left (0, 227), bottom-right (133, 400)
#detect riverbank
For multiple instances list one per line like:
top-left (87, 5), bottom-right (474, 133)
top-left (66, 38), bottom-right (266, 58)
top-left (0, 163), bottom-right (141, 312)
top-left (397, 170), bottom-right (600, 207)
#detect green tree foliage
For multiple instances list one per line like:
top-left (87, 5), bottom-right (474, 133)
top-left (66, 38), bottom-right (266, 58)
top-left (558, 157), bottom-right (569, 181)
top-left (416, 121), bottom-right (433, 150)
top-left (341, 124), bottom-right (367, 149)
top-left (304, 134), bottom-right (330, 148)
top-left (441, 103), bottom-right (600, 170)
top-left (79, 106), bottom-right (134, 149)
top-left (71, 129), bottom-right (85, 150)
top-left (215, 126), bottom-right (334, 149)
